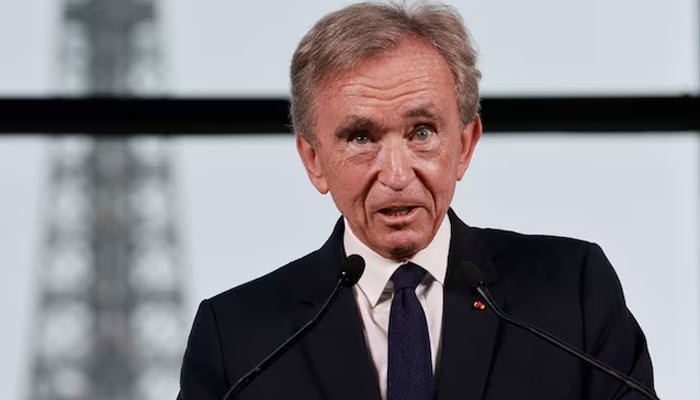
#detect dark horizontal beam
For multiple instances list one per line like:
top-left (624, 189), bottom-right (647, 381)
top-left (0, 98), bottom-right (290, 135)
top-left (0, 96), bottom-right (699, 135)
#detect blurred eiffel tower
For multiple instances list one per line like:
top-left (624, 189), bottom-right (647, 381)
top-left (27, 1), bottom-right (186, 399)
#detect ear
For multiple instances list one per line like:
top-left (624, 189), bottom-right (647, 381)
top-left (455, 115), bottom-right (482, 181)
top-left (296, 133), bottom-right (330, 194)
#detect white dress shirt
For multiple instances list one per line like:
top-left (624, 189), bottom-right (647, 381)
top-left (344, 217), bottom-right (451, 400)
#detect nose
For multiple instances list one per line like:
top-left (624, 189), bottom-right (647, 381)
top-left (377, 139), bottom-right (415, 191)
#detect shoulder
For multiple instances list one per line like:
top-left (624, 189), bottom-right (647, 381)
top-left (196, 217), bottom-right (346, 335)
top-left (467, 226), bottom-right (606, 278)
top-left (205, 249), bottom-right (324, 317)
top-left (465, 225), bottom-right (628, 321)
top-left (462, 226), bottom-right (621, 317)
top-left (475, 226), bottom-right (595, 260)
top-left (186, 249), bottom-right (330, 372)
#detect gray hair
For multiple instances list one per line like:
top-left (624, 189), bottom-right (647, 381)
top-left (290, 1), bottom-right (481, 144)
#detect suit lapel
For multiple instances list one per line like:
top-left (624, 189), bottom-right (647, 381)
top-left (301, 289), bottom-right (381, 400)
top-left (436, 210), bottom-right (503, 400)
top-left (292, 219), bottom-right (381, 400)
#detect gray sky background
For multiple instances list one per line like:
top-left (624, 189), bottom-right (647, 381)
top-left (1, 0), bottom-right (698, 96)
top-left (1, 1), bottom-right (699, 399)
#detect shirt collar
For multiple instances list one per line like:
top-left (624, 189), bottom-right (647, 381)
top-left (343, 215), bottom-right (451, 308)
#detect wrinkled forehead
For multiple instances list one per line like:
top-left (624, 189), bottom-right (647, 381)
top-left (310, 38), bottom-right (460, 140)
top-left (314, 34), bottom-right (440, 89)
top-left (309, 35), bottom-right (455, 115)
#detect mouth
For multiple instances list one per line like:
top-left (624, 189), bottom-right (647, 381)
top-left (378, 206), bottom-right (417, 216)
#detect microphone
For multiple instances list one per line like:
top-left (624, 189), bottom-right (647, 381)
top-left (220, 254), bottom-right (365, 400)
top-left (458, 262), bottom-right (659, 400)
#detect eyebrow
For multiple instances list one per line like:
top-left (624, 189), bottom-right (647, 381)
top-left (403, 105), bottom-right (442, 124)
top-left (334, 117), bottom-right (381, 140)
top-left (333, 105), bottom-right (444, 140)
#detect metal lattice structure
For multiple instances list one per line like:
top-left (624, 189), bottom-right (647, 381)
top-left (27, 1), bottom-right (186, 399)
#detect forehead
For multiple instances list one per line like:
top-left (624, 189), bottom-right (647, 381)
top-left (313, 37), bottom-right (458, 126)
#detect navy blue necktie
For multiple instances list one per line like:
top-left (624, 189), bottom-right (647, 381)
top-left (387, 262), bottom-right (434, 400)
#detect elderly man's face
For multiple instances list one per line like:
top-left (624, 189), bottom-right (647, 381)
top-left (297, 37), bottom-right (481, 260)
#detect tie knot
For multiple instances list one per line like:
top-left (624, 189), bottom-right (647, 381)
top-left (391, 262), bottom-right (426, 291)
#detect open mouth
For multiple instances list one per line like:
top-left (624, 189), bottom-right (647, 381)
top-left (379, 206), bottom-right (416, 216)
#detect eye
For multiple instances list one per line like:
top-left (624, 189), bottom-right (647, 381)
top-left (352, 135), bottom-right (370, 145)
top-left (413, 125), bottom-right (434, 141)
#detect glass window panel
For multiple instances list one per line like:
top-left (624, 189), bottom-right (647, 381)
top-left (165, 0), bottom-right (700, 95)
top-left (1, 133), bottom-right (698, 399)
top-left (1, 0), bottom-right (698, 95)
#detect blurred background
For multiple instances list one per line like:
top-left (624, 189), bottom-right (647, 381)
top-left (0, 0), bottom-right (698, 399)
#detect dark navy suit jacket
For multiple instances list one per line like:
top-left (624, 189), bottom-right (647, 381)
top-left (178, 210), bottom-right (654, 399)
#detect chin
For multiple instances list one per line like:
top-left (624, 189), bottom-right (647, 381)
top-left (381, 235), bottom-right (426, 261)
top-left (387, 245), bottom-right (419, 261)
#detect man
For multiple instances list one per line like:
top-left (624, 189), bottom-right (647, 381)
top-left (179, 2), bottom-right (655, 399)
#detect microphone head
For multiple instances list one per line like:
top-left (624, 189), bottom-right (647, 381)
top-left (458, 261), bottom-right (486, 291)
top-left (340, 254), bottom-right (365, 287)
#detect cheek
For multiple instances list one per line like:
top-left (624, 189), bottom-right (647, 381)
top-left (328, 158), bottom-right (371, 203)
top-left (441, 142), bottom-right (465, 175)
top-left (331, 146), bottom-right (378, 181)
top-left (416, 147), bottom-right (461, 199)
top-left (420, 145), bottom-right (455, 175)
